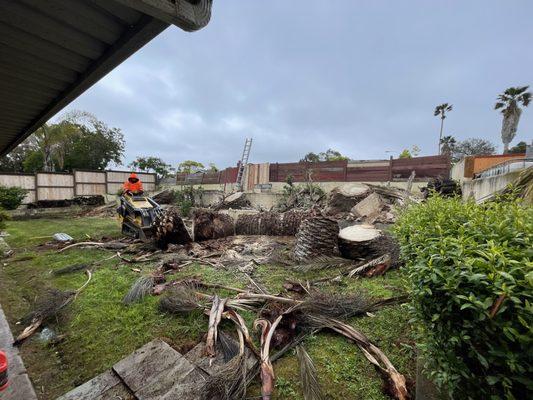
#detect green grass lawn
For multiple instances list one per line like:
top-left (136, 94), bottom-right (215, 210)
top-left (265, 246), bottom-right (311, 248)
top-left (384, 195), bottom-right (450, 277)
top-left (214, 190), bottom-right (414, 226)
top-left (0, 216), bottom-right (415, 399)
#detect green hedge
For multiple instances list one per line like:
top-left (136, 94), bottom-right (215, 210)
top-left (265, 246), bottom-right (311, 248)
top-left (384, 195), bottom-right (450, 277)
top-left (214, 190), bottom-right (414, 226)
top-left (393, 196), bottom-right (532, 399)
top-left (0, 185), bottom-right (28, 210)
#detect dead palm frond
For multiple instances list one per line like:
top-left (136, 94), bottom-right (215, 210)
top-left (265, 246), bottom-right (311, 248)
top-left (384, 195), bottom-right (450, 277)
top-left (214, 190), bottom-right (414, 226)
top-left (218, 331), bottom-right (240, 362)
top-left (123, 275), bottom-right (155, 305)
top-left (158, 286), bottom-right (206, 314)
top-left (303, 314), bottom-right (408, 400)
top-left (291, 255), bottom-right (356, 273)
top-left (299, 290), bottom-right (372, 319)
top-left (15, 270), bottom-right (92, 345)
top-left (296, 345), bottom-right (325, 400)
top-left (201, 328), bottom-right (248, 400)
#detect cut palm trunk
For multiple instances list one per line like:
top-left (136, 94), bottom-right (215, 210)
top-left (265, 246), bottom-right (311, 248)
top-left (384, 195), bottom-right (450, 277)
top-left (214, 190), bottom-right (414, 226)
top-left (254, 316), bottom-right (283, 400)
top-left (338, 224), bottom-right (392, 260)
top-left (293, 216), bottom-right (339, 261)
top-left (278, 210), bottom-right (313, 235)
top-left (235, 212), bottom-right (282, 236)
top-left (325, 183), bottom-right (371, 215)
top-left (153, 207), bottom-right (192, 249)
top-left (193, 209), bottom-right (235, 241)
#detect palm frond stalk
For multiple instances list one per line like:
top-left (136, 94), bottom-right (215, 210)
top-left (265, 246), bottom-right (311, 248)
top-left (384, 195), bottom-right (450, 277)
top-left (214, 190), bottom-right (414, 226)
top-left (205, 295), bottom-right (227, 359)
top-left (304, 315), bottom-right (408, 400)
top-left (254, 316), bottom-right (283, 400)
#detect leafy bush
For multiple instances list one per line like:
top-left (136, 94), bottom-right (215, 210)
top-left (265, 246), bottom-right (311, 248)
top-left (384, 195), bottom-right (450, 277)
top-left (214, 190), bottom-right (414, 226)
top-left (393, 196), bottom-right (532, 399)
top-left (0, 185), bottom-right (28, 209)
top-left (173, 186), bottom-right (203, 216)
top-left (0, 208), bottom-right (9, 230)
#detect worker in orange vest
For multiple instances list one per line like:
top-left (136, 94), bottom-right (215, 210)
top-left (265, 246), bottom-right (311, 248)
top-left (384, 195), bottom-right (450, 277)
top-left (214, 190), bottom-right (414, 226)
top-left (123, 173), bottom-right (144, 195)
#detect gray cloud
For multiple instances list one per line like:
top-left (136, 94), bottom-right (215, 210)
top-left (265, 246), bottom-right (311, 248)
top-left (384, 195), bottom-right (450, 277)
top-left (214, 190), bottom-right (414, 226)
top-left (64, 0), bottom-right (533, 169)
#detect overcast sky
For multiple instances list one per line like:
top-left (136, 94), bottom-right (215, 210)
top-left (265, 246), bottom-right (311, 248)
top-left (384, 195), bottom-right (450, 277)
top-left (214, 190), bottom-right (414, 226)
top-left (63, 0), bottom-right (533, 169)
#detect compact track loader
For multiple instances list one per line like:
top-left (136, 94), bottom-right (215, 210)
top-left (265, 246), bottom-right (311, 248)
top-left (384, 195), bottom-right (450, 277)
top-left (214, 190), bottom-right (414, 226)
top-left (117, 193), bottom-right (191, 247)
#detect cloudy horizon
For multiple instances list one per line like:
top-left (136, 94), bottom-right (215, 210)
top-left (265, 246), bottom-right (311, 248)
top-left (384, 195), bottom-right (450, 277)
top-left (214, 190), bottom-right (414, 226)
top-left (60, 0), bottom-right (532, 170)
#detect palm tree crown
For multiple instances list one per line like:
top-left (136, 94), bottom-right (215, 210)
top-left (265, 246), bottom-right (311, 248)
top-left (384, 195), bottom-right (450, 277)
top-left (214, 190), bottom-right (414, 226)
top-left (494, 86), bottom-right (531, 113)
top-left (434, 103), bottom-right (453, 119)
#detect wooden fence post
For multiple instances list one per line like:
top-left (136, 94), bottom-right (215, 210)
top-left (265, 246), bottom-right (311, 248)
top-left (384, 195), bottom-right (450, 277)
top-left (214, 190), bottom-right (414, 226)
top-left (388, 156), bottom-right (393, 181)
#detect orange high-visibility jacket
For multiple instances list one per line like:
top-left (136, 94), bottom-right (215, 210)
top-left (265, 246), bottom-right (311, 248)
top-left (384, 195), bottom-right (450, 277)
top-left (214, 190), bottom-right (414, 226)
top-left (123, 173), bottom-right (143, 193)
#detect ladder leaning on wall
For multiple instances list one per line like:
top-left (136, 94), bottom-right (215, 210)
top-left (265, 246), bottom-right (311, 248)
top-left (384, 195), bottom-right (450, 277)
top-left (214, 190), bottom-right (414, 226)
top-left (235, 138), bottom-right (252, 190)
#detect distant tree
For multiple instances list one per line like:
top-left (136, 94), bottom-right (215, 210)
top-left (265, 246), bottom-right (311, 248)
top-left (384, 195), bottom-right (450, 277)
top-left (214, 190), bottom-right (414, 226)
top-left (398, 145), bottom-right (421, 159)
top-left (300, 152), bottom-right (321, 163)
top-left (208, 163), bottom-right (219, 172)
top-left (434, 103), bottom-right (453, 154)
top-left (452, 138), bottom-right (496, 161)
top-left (300, 149), bottom-right (348, 162)
top-left (129, 156), bottom-right (173, 180)
top-left (440, 135), bottom-right (457, 157)
top-left (508, 141), bottom-right (527, 154)
top-left (62, 122), bottom-right (124, 171)
top-left (494, 86), bottom-right (531, 152)
top-left (23, 151), bottom-right (44, 173)
top-left (319, 148), bottom-right (349, 161)
top-left (177, 160), bottom-right (205, 174)
top-left (0, 139), bottom-right (37, 172)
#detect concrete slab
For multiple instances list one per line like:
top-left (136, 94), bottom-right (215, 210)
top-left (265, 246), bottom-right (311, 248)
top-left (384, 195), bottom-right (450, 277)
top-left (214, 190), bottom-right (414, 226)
top-left (0, 305), bottom-right (37, 400)
top-left (112, 339), bottom-right (203, 400)
top-left (56, 370), bottom-right (133, 400)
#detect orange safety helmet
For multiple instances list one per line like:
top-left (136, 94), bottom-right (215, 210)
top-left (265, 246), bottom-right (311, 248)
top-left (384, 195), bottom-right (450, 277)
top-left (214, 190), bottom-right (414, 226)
top-left (128, 172), bottom-right (139, 183)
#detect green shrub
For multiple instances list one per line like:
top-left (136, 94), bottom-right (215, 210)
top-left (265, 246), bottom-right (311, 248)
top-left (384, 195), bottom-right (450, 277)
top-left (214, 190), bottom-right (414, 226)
top-left (393, 196), bottom-right (532, 399)
top-left (0, 185), bottom-right (28, 209)
top-left (0, 207), bottom-right (9, 230)
top-left (172, 186), bottom-right (203, 217)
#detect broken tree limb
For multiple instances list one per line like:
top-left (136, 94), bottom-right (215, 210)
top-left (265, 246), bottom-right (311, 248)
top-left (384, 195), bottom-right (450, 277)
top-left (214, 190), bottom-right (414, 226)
top-left (347, 254), bottom-right (392, 277)
top-left (254, 315), bottom-right (283, 400)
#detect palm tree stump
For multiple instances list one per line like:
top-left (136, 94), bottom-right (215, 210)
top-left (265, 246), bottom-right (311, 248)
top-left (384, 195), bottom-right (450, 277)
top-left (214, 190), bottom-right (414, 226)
top-left (338, 224), bottom-right (389, 260)
top-left (325, 184), bottom-right (371, 215)
top-left (293, 216), bottom-right (339, 261)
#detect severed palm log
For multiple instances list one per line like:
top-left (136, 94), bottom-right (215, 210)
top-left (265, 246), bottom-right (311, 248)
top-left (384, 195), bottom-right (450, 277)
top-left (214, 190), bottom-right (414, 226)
top-left (254, 316), bottom-right (283, 400)
top-left (14, 270), bottom-right (92, 345)
top-left (305, 315), bottom-right (408, 400)
top-left (296, 345), bottom-right (325, 400)
top-left (205, 295), bottom-right (227, 359)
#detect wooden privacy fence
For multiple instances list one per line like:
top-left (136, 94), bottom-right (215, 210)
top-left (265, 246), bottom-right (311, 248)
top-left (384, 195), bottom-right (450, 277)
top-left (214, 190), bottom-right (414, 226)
top-left (0, 170), bottom-right (156, 204)
top-left (174, 155), bottom-right (450, 187)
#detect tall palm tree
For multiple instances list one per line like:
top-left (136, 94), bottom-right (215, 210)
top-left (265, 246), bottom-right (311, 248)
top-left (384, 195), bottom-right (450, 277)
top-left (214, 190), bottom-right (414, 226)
top-left (434, 103), bottom-right (453, 154)
top-left (494, 86), bottom-right (531, 153)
